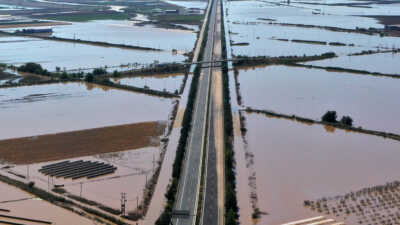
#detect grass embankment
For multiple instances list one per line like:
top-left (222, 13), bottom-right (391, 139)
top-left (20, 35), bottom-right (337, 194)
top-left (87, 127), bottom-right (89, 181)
top-left (33, 12), bottom-right (131, 22)
top-left (117, 63), bottom-right (187, 78)
top-left (232, 52), bottom-right (337, 67)
top-left (221, 1), bottom-right (239, 224)
top-left (244, 108), bottom-right (400, 142)
top-left (0, 122), bottom-right (164, 165)
top-left (0, 21), bottom-right (69, 28)
top-left (155, 8), bottom-right (210, 225)
top-left (136, 14), bottom-right (203, 31)
top-left (92, 79), bottom-right (180, 98)
top-left (291, 63), bottom-right (400, 79)
top-left (152, 15), bottom-right (203, 25)
top-left (0, 30), bottom-right (161, 51)
top-left (348, 48), bottom-right (400, 56)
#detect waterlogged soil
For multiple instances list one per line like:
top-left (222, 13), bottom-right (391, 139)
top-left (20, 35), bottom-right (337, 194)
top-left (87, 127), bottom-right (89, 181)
top-left (0, 82), bottom-right (172, 140)
top-left (0, 181), bottom-right (94, 225)
top-left (113, 73), bottom-right (185, 93)
top-left (236, 65), bottom-right (400, 134)
top-left (0, 121), bottom-right (165, 164)
top-left (0, 35), bottom-right (185, 71)
top-left (304, 52), bottom-right (400, 75)
top-left (237, 112), bottom-right (400, 225)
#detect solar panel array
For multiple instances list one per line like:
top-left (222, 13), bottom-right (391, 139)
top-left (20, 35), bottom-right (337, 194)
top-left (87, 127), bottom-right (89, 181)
top-left (39, 160), bottom-right (117, 180)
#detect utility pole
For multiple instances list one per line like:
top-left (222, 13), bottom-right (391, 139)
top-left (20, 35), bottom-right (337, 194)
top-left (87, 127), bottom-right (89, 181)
top-left (27, 165), bottom-right (30, 180)
top-left (80, 182), bottom-right (83, 197)
top-left (121, 193), bottom-right (127, 217)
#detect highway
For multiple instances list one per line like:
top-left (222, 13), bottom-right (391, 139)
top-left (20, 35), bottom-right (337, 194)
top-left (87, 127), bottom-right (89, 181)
top-left (172, 0), bottom-right (221, 224)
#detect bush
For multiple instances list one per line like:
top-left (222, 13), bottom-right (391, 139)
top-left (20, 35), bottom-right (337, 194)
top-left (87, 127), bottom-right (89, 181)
top-left (340, 116), bottom-right (353, 126)
top-left (93, 68), bottom-right (107, 76)
top-left (321, 111), bottom-right (337, 123)
top-left (85, 74), bottom-right (94, 82)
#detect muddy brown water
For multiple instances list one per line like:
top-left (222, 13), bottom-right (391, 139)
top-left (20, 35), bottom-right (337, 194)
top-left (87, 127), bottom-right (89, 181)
top-left (236, 65), bottom-right (400, 134)
top-left (235, 112), bottom-right (400, 224)
top-left (0, 82), bottom-right (172, 140)
top-left (0, 181), bottom-right (94, 225)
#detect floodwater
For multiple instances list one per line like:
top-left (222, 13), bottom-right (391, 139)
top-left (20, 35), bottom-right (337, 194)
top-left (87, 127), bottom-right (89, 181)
top-left (225, 0), bottom-right (383, 29)
top-left (236, 112), bottom-right (400, 225)
top-left (113, 73), bottom-right (185, 93)
top-left (143, 127), bottom-right (180, 225)
top-left (235, 65), bottom-right (400, 134)
top-left (304, 52), bottom-right (400, 75)
top-left (0, 82), bottom-right (172, 140)
top-left (165, 0), bottom-right (207, 9)
top-left (50, 20), bottom-right (197, 52)
top-left (0, 35), bottom-right (185, 71)
top-left (225, 0), bottom-right (400, 57)
top-left (0, 180), bottom-right (95, 225)
top-left (7, 146), bottom-right (160, 210)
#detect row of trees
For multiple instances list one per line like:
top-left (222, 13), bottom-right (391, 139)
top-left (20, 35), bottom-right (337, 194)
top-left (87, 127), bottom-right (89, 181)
top-left (322, 111), bottom-right (353, 126)
top-left (221, 2), bottom-right (239, 224)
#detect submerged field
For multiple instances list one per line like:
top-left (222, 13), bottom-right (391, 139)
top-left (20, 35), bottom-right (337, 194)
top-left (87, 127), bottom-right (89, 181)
top-left (0, 35), bottom-right (185, 72)
top-left (0, 82), bottom-right (173, 140)
top-left (235, 65), bottom-right (400, 134)
top-left (235, 112), bottom-right (400, 225)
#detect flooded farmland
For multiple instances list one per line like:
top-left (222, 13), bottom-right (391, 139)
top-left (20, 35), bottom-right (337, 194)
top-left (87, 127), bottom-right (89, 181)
top-left (0, 35), bottom-right (185, 72)
top-left (113, 73), bottom-right (185, 93)
top-left (304, 52), bottom-right (400, 75)
top-left (235, 65), bottom-right (400, 134)
top-left (225, 0), bottom-right (400, 57)
top-left (0, 82), bottom-right (173, 140)
top-left (50, 20), bottom-right (198, 51)
top-left (0, 181), bottom-right (95, 224)
top-left (235, 112), bottom-right (400, 225)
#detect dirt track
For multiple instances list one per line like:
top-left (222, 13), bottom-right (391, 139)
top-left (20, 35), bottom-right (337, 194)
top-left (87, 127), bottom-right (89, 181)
top-left (0, 121), bottom-right (165, 165)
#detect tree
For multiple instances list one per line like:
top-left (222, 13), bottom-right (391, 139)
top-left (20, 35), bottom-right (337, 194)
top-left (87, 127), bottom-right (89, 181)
top-left (85, 74), bottom-right (94, 82)
top-left (93, 68), bottom-right (107, 76)
top-left (340, 116), bottom-right (353, 126)
top-left (322, 111), bottom-right (337, 123)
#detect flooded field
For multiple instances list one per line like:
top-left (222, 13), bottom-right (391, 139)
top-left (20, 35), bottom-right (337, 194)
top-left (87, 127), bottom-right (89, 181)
top-left (165, 0), bottom-right (207, 9)
top-left (50, 20), bottom-right (197, 52)
top-left (304, 52), bottom-right (400, 75)
top-left (0, 82), bottom-right (172, 140)
top-left (225, 0), bottom-right (400, 57)
top-left (5, 146), bottom-right (159, 210)
top-left (0, 181), bottom-right (95, 225)
top-left (235, 112), bottom-right (400, 225)
top-left (235, 65), bottom-right (400, 134)
top-left (0, 35), bottom-right (185, 71)
top-left (113, 73), bottom-right (185, 93)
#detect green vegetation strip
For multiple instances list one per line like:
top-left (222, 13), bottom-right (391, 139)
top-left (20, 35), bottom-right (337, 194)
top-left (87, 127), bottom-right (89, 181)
top-left (232, 52), bottom-right (336, 67)
top-left (221, 1), bottom-right (239, 224)
top-left (0, 31), bottom-right (161, 52)
top-left (244, 108), bottom-right (400, 142)
top-left (35, 13), bottom-right (131, 22)
top-left (91, 79), bottom-right (180, 98)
